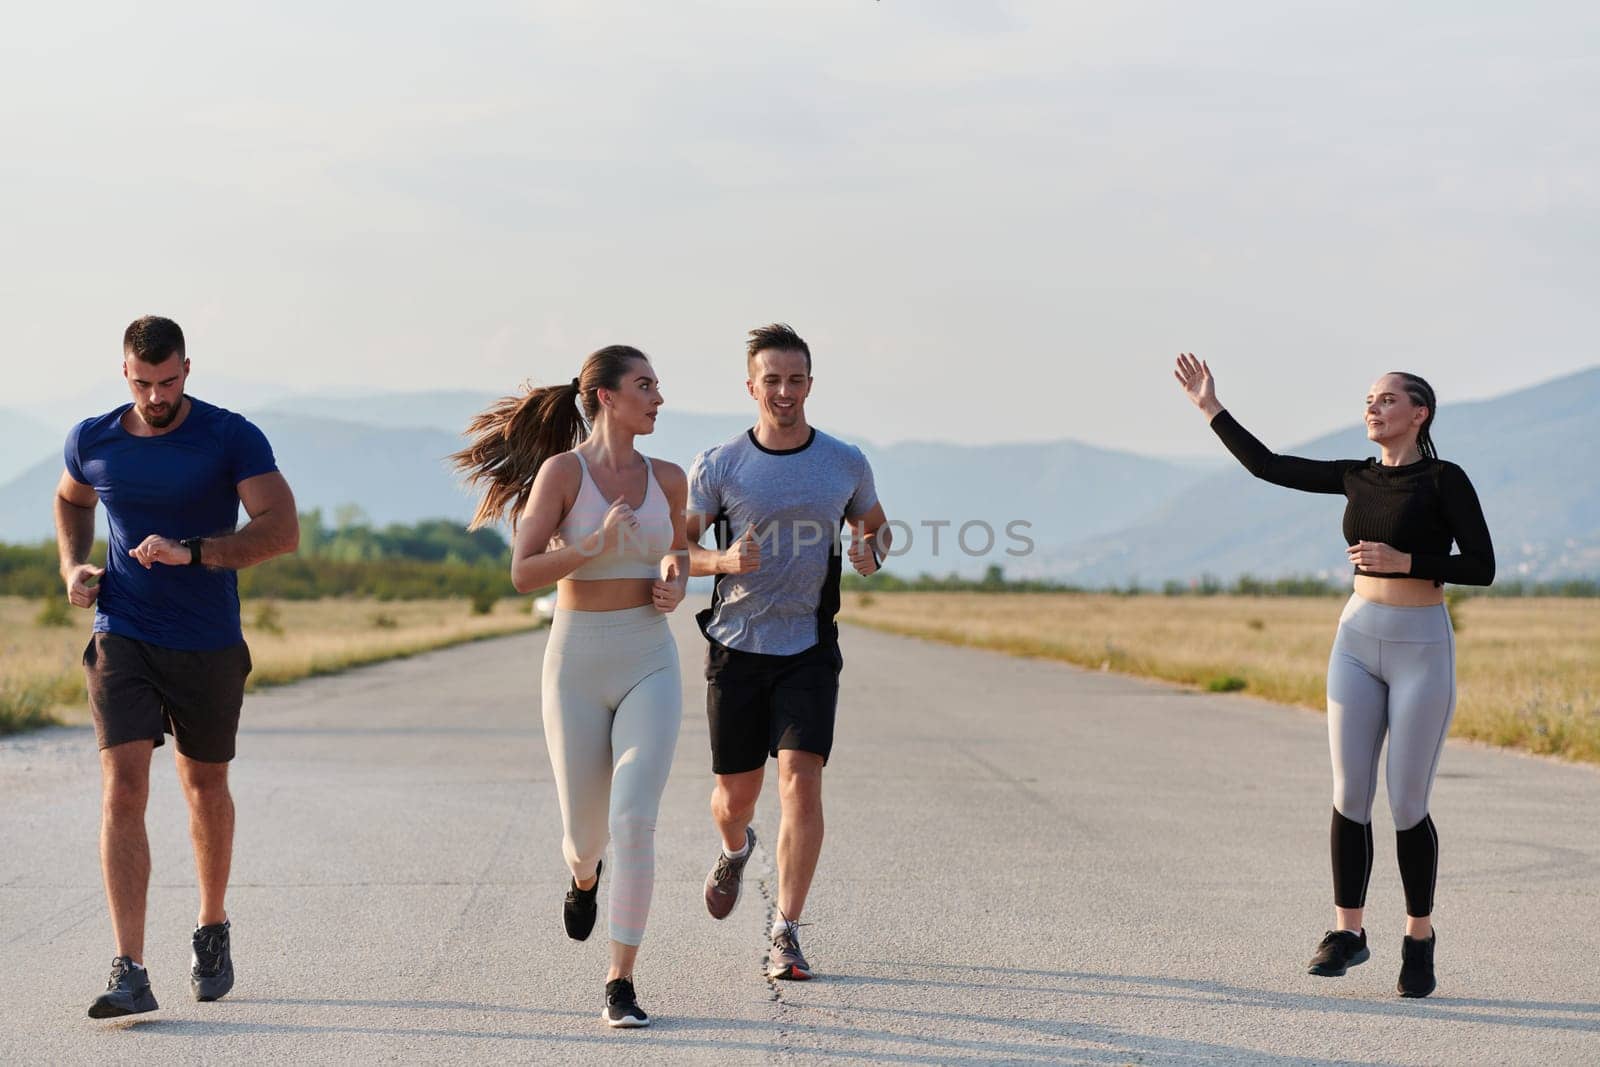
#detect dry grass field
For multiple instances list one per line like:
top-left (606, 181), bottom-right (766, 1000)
top-left (0, 596), bottom-right (544, 735)
top-left (838, 592), bottom-right (1600, 765)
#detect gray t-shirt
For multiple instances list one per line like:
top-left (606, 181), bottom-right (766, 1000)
top-left (689, 427), bottom-right (879, 656)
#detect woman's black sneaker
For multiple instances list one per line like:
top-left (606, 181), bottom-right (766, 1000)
top-left (191, 920), bottom-right (235, 1001)
top-left (87, 957), bottom-right (158, 1019)
top-left (602, 977), bottom-right (650, 1028)
top-left (1397, 931), bottom-right (1437, 998)
top-left (1307, 929), bottom-right (1370, 976)
top-left (564, 860), bottom-right (602, 941)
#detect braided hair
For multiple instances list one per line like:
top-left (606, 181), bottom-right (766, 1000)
top-left (1389, 371), bottom-right (1438, 460)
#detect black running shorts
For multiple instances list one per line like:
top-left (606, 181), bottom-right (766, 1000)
top-left (83, 633), bottom-right (252, 763)
top-left (705, 637), bottom-right (842, 775)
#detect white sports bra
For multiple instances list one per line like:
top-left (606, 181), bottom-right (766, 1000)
top-left (555, 451), bottom-right (675, 581)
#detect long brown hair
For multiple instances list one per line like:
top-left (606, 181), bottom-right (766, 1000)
top-left (452, 345), bottom-right (649, 530)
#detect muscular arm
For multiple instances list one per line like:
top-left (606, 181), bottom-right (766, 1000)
top-left (54, 471), bottom-right (104, 607)
top-left (197, 472), bottom-right (301, 570)
top-left (686, 512), bottom-right (723, 577)
top-left (55, 470), bottom-right (98, 574)
top-left (847, 501), bottom-right (892, 574)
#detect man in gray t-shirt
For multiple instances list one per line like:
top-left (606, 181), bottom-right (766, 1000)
top-left (687, 323), bottom-right (890, 982)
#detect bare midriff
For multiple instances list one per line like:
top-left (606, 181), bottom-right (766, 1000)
top-left (554, 576), bottom-right (658, 612)
top-left (1352, 574), bottom-right (1445, 607)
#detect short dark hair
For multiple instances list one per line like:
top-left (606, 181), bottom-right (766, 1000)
top-left (123, 316), bottom-right (186, 364)
top-left (746, 323), bottom-right (811, 372)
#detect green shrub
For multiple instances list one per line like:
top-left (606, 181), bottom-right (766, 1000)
top-left (1207, 675), bottom-right (1248, 693)
top-left (251, 600), bottom-right (284, 635)
top-left (35, 596), bottom-right (73, 627)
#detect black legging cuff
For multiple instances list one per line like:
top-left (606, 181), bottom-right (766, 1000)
top-left (1396, 815), bottom-right (1438, 918)
top-left (1331, 808), bottom-right (1373, 909)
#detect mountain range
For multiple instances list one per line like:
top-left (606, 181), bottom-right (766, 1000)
top-left (4, 366), bottom-right (1596, 583)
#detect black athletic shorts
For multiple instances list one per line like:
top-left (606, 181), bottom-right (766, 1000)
top-left (83, 633), bottom-right (252, 763)
top-left (705, 637), bottom-right (842, 775)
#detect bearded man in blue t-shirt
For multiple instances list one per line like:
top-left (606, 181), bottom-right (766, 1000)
top-left (54, 316), bottom-right (300, 1019)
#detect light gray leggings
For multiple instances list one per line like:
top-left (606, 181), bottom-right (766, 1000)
top-left (542, 605), bottom-right (682, 946)
top-left (1327, 595), bottom-right (1456, 830)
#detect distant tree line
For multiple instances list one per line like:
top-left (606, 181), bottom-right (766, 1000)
top-left (5, 529), bottom-right (1597, 600)
top-left (844, 565), bottom-right (1600, 598)
top-left (0, 510), bottom-right (533, 604)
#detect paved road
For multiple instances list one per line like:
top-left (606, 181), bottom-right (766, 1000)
top-left (3, 613), bottom-right (1598, 1065)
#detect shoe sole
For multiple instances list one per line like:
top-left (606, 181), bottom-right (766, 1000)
top-left (1307, 945), bottom-right (1370, 977)
top-left (768, 965), bottom-right (813, 981)
top-left (192, 971), bottom-right (234, 1002)
top-left (88, 996), bottom-right (158, 1019)
top-left (1397, 980), bottom-right (1436, 998)
top-left (602, 1011), bottom-right (650, 1028)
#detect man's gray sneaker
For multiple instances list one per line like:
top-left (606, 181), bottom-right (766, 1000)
top-left (704, 827), bottom-right (756, 920)
top-left (88, 957), bottom-right (158, 1019)
top-left (766, 922), bottom-right (814, 981)
top-left (191, 920), bottom-right (235, 1002)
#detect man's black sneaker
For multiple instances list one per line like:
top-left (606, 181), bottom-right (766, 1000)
top-left (767, 922), bottom-right (814, 980)
top-left (602, 977), bottom-right (650, 1028)
top-left (704, 827), bottom-right (756, 920)
top-left (191, 920), bottom-right (235, 1002)
top-left (1307, 929), bottom-right (1370, 977)
top-left (87, 957), bottom-right (158, 1019)
top-left (1397, 931), bottom-right (1437, 998)
top-left (564, 860), bottom-right (602, 941)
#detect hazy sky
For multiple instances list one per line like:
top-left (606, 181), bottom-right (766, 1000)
top-left (4, 1), bottom-right (1596, 455)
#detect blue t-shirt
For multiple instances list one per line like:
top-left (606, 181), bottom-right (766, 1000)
top-left (64, 397), bottom-right (279, 651)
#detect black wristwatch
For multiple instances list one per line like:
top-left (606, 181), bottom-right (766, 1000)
top-left (180, 537), bottom-right (204, 567)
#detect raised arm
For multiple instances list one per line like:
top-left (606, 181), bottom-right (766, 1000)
top-left (1407, 463), bottom-right (1495, 586)
top-left (1174, 353), bottom-right (1354, 494)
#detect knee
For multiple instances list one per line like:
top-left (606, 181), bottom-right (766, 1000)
top-left (1331, 774), bottom-right (1375, 825)
top-left (102, 774), bottom-right (148, 818)
top-left (609, 810), bottom-right (656, 849)
top-left (778, 766), bottom-right (823, 815)
top-left (712, 779), bottom-right (760, 819)
top-left (182, 774), bottom-right (232, 808)
top-left (1390, 796), bottom-right (1430, 832)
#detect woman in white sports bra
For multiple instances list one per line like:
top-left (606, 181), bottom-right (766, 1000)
top-left (453, 344), bottom-right (688, 1029)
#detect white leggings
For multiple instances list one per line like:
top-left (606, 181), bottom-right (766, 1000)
top-left (541, 605), bottom-right (682, 946)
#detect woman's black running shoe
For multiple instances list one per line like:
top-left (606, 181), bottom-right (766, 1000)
top-left (1397, 931), bottom-right (1437, 998)
top-left (564, 860), bottom-right (602, 941)
top-left (1307, 929), bottom-right (1370, 976)
top-left (602, 977), bottom-right (650, 1028)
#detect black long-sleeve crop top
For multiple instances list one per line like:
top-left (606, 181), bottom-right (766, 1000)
top-left (1209, 409), bottom-right (1495, 586)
